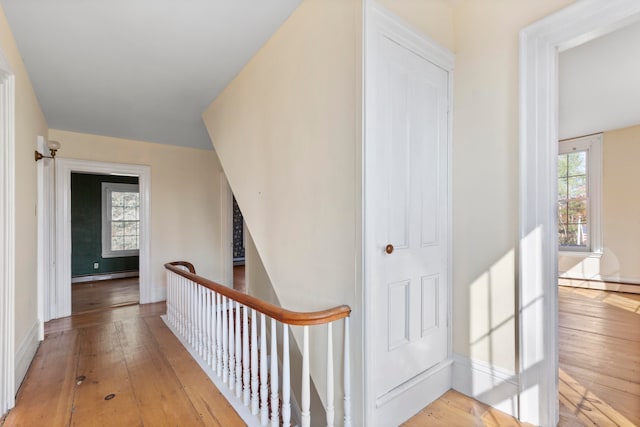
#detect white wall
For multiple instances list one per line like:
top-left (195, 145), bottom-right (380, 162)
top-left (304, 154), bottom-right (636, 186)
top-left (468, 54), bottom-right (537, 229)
top-left (451, 0), bottom-right (574, 371)
top-left (48, 129), bottom-right (225, 295)
top-left (559, 21), bottom-right (640, 140)
top-left (0, 4), bottom-right (49, 389)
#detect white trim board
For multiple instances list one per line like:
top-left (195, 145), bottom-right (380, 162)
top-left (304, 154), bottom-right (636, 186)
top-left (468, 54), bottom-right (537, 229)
top-left (14, 321), bottom-right (39, 391)
top-left (0, 46), bottom-right (16, 416)
top-left (52, 158), bottom-right (152, 319)
top-left (558, 277), bottom-right (640, 294)
top-left (518, 1), bottom-right (640, 425)
top-left (452, 354), bottom-right (518, 418)
top-left (71, 271), bottom-right (139, 284)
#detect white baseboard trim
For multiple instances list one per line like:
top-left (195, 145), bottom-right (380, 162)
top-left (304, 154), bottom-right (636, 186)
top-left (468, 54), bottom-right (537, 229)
top-left (71, 271), bottom-right (139, 284)
top-left (375, 359), bottom-right (453, 426)
top-left (559, 276), bottom-right (640, 294)
top-left (14, 321), bottom-right (40, 393)
top-left (452, 353), bottom-right (518, 418)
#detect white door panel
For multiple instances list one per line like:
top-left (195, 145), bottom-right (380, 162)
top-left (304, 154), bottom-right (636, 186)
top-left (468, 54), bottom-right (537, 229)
top-left (372, 35), bottom-right (449, 400)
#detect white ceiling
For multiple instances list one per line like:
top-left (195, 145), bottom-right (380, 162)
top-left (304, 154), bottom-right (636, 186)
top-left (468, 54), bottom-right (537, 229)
top-left (559, 20), bottom-right (640, 140)
top-left (0, 0), bottom-right (302, 150)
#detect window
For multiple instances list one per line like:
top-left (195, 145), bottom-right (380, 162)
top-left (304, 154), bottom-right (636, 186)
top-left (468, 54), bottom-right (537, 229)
top-left (102, 182), bottom-right (140, 258)
top-left (558, 134), bottom-right (602, 253)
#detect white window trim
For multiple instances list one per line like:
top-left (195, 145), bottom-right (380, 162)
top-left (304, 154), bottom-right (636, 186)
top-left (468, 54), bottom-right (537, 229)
top-left (101, 182), bottom-right (140, 258)
top-left (558, 134), bottom-right (602, 255)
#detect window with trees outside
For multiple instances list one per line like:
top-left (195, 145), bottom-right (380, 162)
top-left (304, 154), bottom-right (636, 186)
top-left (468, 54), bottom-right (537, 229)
top-left (558, 134), bottom-right (602, 253)
top-left (102, 182), bottom-right (140, 258)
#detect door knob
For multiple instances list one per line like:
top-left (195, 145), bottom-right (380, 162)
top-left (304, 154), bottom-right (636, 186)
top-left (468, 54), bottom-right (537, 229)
top-left (385, 244), bottom-right (394, 254)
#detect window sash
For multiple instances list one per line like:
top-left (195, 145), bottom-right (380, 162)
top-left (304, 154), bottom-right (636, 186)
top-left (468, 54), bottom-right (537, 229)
top-left (558, 134), bottom-right (602, 253)
top-left (102, 183), bottom-right (140, 258)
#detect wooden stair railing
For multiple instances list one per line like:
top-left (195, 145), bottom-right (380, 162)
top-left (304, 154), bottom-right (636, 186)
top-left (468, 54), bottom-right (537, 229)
top-left (163, 261), bottom-right (352, 427)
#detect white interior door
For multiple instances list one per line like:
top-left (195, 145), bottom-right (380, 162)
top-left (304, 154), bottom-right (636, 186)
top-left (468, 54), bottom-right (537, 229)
top-left (367, 24), bottom-right (451, 424)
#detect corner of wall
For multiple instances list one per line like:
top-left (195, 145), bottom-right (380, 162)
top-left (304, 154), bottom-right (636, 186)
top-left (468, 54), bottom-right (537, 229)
top-left (14, 320), bottom-right (40, 393)
top-left (452, 353), bottom-right (518, 418)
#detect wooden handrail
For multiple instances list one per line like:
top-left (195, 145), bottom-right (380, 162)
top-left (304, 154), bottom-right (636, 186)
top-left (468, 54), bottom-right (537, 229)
top-left (165, 262), bottom-right (351, 326)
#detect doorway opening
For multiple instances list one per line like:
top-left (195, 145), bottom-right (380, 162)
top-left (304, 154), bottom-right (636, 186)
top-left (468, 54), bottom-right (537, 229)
top-left (70, 172), bottom-right (140, 314)
top-left (518, 2), bottom-right (640, 425)
top-left (40, 158), bottom-right (151, 321)
top-left (232, 195), bottom-right (246, 293)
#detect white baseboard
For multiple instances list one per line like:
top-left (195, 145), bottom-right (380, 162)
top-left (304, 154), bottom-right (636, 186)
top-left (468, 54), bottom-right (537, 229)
top-left (71, 271), bottom-right (139, 284)
top-left (14, 321), bottom-right (41, 393)
top-left (452, 353), bottom-right (518, 418)
top-left (559, 277), bottom-right (640, 294)
top-left (375, 359), bottom-right (453, 426)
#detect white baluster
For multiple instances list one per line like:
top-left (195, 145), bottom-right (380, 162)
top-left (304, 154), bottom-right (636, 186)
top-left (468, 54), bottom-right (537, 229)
top-left (235, 301), bottom-right (242, 397)
top-left (210, 290), bottom-right (216, 369)
top-left (326, 322), bottom-right (334, 427)
top-left (190, 281), bottom-right (196, 347)
top-left (166, 271), bottom-right (172, 325)
top-left (206, 289), bottom-right (212, 366)
top-left (198, 286), bottom-right (203, 357)
top-left (270, 318), bottom-right (279, 427)
top-left (222, 296), bottom-right (228, 383)
top-left (228, 298), bottom-right (235, 392)
top-left (251, 309), bottom-right (259, 415)
top-left (200, 286), bottom-right (205, 358)
top-left (182, 277), bottom-right (187, 337)
top-left (301, 325), bottom-right (310, 427)
top-left (243, 304), bottom-right (250, 406)
top-left (216, 292), bottom-right (222, 377)
top-left (282, 324), bottom-right (291, 427)
top-left (260, 314), bottom-right (268, 426)
top-left (343, 317), bottom-right (351, 427)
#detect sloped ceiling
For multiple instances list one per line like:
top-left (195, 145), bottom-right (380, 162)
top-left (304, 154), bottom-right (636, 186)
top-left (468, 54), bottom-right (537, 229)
top-left (560, 20), bottom-right (640, 140)
top-left (0, 0), bottom-right (302, 149)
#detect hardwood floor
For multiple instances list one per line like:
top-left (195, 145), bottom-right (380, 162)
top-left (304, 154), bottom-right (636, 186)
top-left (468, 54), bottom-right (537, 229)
top-left (405, 287), bottom-right (639, 426)
top-left (72, 277), bottom-right (139, 314)
top-left (3, 286), bottom-right (637, 426)
top-left (2, 303), bottom-right (244, 427)
top-left (402, 390), bottom-right (533, 427)
top-left (558, 286), bottom-right (640, 426)
top-left (233, 265), bottom-right (246, 293)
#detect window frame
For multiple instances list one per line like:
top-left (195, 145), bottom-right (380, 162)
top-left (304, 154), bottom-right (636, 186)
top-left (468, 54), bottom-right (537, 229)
top-left (558, 134), bottom-right (602, 255)
top-left (101, 182), bottom-right (140, 258)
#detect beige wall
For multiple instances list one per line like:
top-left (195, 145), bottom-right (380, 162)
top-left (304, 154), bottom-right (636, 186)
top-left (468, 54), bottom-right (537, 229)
top-left (48, 129), bottom-right (225, 294)
top-left (376, 0), bottom-right (454, 51)
top-left (203, 0), bottom-right (363, 422)
top-left (0, 6), bottom-right (49, 380)
top-left (451, 0), bottom-right (573, 371)
top-left (559, 124), bottom-right (640, 285)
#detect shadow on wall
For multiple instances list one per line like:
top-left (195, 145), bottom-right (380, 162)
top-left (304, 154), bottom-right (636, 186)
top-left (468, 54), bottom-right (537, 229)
top-left (455, 249), bottom-right (521, 417)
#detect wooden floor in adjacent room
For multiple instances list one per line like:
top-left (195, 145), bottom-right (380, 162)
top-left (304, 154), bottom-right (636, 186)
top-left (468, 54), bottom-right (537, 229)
top-left (557, 286), bottom-right (640, 426)
top-left (72, 277), bottom-right (139, 314)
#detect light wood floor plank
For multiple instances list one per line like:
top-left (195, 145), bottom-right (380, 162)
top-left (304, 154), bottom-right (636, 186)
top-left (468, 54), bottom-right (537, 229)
top-left (70, 323), bottom-right (142, 426)
top-left (2, 330), bottom-right (81, 426)
top-left (145, 316), bottom-right (244, 426)
top-left (114, 317), bottom-right (206, 426)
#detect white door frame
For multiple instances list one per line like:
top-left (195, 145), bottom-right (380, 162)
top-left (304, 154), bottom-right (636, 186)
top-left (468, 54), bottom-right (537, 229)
top-left (363, 3), bottom-right (454, 425)
top-left (518, 1), bottom-right (640, 425)
top-left (0, 46), bottom-right (16, 416)
top-left (49, 158), bottom-right (151, 319)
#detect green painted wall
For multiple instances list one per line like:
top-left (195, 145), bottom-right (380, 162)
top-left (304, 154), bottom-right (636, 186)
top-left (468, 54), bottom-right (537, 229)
top-left (71, 173), bottom-right (139, 277)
